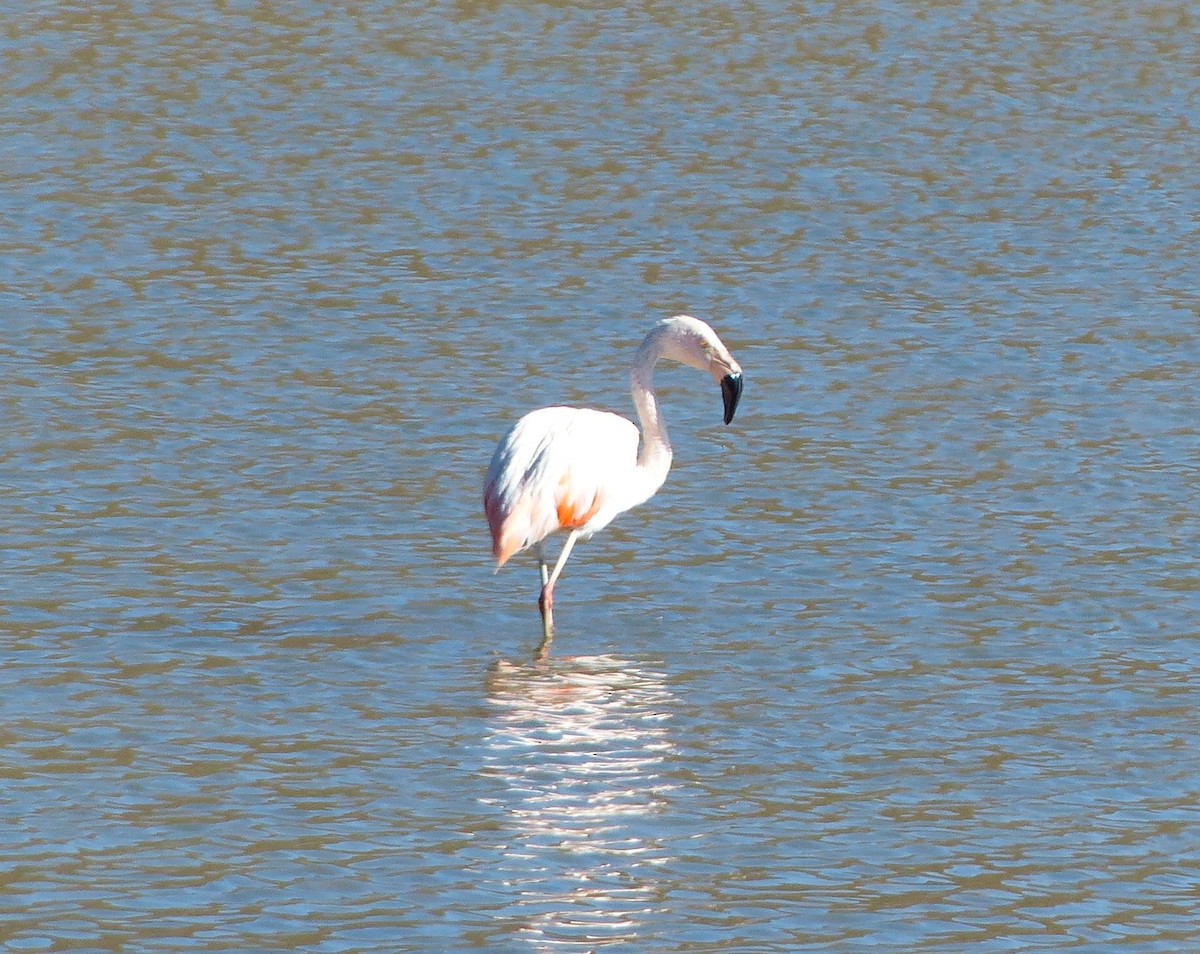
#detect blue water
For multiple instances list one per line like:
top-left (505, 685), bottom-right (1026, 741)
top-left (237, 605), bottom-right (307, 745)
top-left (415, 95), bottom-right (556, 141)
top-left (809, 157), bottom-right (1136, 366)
top-left (2, 1), bottom-right (1199, 951)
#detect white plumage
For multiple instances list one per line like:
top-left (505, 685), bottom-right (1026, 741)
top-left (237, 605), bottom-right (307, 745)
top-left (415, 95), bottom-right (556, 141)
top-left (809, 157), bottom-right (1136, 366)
top-left (483, 315), bottom-right (744, 647)
top-left (484, 407), bottom-right (642, 565)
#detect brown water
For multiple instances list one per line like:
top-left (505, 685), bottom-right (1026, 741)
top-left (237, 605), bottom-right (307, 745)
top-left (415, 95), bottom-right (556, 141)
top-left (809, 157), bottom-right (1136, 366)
top-left (3, 2), bottom-right (1199, 951)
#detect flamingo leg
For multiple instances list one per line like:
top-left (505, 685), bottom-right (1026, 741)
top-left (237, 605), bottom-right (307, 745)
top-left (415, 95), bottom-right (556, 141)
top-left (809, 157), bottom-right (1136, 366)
top-left (536, 530), bottom-right (580, 654)
top-left (534, 544), bottom-right (553, 656)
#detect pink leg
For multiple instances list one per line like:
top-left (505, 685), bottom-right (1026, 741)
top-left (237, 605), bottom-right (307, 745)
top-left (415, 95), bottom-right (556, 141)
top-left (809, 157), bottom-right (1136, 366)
top-left (535, 546), bottom-right (554, 651)
top-left (535, 582), bottom-right (554, 660)
top-left (534, 530), bottom-right (579, 653)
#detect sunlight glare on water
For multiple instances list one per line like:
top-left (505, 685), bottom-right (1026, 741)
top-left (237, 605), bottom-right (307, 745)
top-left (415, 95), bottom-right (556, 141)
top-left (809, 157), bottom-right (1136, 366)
top-left (481, 656), bottom-right (676, 947)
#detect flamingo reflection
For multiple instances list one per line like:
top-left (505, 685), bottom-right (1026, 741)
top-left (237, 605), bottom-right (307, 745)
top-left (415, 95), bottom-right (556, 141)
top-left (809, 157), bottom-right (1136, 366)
top-left (482, 654), bottom-right (676, 949)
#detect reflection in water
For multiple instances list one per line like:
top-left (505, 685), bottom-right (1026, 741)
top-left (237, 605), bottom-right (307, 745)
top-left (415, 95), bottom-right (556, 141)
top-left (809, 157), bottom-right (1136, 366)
top-left (482, 655), bottom-right (675, 949)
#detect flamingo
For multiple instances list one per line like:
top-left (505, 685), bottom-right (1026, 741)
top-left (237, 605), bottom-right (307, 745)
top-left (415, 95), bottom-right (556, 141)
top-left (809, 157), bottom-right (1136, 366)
top-left (483, 315), bottom-right (744, 650)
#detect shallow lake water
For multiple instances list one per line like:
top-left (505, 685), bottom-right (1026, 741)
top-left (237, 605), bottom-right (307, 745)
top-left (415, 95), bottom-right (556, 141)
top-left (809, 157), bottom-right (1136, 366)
top-left (2, 2), bottom-right (1199, 951)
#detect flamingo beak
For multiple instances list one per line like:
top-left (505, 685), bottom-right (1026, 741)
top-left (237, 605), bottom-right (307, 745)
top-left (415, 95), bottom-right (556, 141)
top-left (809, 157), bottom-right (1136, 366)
top-left (721, 372), bottom-right (743, 425)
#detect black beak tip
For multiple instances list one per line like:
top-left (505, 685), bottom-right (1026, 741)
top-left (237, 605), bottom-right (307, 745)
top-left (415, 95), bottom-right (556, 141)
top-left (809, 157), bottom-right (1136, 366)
top-left (721, 372), bottom-right (743, 425)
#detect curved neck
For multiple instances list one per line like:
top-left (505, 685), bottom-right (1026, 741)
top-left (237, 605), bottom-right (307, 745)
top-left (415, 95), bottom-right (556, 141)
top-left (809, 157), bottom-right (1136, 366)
top-left (629, 336), bottom-right (673, 503)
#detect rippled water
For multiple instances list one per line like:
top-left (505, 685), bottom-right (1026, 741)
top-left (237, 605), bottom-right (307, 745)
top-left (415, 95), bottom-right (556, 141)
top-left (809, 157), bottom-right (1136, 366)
top-left (3, 2), bottom-right (1200, 951)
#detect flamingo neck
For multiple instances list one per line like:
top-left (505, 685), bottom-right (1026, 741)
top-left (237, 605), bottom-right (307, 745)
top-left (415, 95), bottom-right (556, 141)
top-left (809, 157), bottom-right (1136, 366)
top-left (629, 338), bottom-right (673, 503)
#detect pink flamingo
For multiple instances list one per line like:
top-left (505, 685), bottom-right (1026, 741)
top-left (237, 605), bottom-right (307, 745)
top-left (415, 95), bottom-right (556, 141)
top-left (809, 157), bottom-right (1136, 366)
top-left (483, 315), bottom-right (744, 650)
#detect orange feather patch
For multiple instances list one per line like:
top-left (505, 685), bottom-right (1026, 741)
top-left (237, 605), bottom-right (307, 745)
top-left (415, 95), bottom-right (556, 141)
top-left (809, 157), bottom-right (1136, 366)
top-left (555, 474), bottom-right (603, 529)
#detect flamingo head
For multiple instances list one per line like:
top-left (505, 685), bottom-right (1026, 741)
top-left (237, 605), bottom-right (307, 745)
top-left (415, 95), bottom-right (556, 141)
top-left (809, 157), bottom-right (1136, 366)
top-left (650, 315), bottom-right (744, 425)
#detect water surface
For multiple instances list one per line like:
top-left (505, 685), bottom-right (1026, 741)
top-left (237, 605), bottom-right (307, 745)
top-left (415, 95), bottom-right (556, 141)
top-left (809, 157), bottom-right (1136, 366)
top-left (2, 2), bottom-right (1199, 951)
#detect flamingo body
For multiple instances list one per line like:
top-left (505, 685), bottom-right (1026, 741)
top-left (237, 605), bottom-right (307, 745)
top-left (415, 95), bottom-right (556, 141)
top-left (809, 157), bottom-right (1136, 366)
top-left (482, 315), bottom-right (744, 648)
top-left (485, 406), bottom-right (641, 567)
